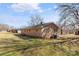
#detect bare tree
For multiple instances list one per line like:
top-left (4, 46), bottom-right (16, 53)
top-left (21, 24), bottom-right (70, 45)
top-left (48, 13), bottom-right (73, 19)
top-left (57, 3), bottom-right (79, 34)
top-left (29, 14), bottom-right (44, 26)
top-left (0, 24), bottom-right (10, 31)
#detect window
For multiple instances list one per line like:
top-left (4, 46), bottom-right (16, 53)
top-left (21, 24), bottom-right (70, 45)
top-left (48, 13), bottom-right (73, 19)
top-left (36, 29), bottom-right (39, 32)
top-left (27, 29), bottom-right (30, 32)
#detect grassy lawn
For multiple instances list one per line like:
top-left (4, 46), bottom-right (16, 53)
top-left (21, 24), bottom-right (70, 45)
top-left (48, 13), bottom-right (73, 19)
top-left (0, 32), bottom-right (79, 56)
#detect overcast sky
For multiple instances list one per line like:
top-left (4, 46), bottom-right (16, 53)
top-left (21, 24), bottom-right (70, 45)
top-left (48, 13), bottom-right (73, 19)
top-left (0, 3), bottom-right (59, 28)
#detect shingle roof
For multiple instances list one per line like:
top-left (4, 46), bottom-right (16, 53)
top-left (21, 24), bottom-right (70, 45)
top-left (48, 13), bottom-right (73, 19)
top-left (20, 22), bottom-right (59, 30)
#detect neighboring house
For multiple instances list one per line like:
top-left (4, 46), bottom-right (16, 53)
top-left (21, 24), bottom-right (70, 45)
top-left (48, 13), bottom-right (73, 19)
top-left (74, 25), bottom-right (79, 35)
top-left (75, 29), bottom-right (79, 35)
top-left (17, 29), bottom-right (21, 34)
top-left (58, 24), bottom-right (79, 35)
top-left (8, 28), bottom-right (22, 34)
top-left (8, 29), bottom-right (17, 33)
top-left (20, 22), bottom-right (59, 38)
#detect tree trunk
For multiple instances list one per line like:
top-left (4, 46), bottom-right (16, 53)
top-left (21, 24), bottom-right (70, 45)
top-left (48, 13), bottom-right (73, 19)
top-left (61, 29), bottom-right (63, 35)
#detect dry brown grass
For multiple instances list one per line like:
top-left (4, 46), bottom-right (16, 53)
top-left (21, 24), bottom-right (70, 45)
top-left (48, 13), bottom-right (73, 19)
top-left (0, 32), bottom-right (17, 39)
top-left (59, 34), bottom-right (79, 39)
top-left (0, 32), bottom-right (79, 56)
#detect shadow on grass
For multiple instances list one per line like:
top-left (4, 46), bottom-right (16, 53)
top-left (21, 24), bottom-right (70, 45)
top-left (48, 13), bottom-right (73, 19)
top-left (14, 34), bottom-right (43, 40)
